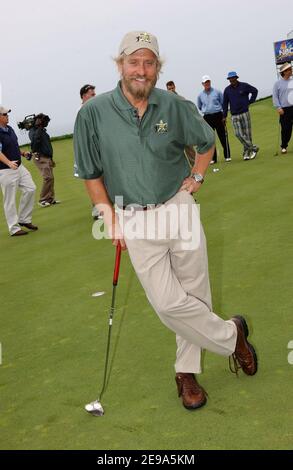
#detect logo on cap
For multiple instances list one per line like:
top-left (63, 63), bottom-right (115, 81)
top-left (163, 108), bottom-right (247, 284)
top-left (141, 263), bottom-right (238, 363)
top-left (136, 32), bottom-right (152, 43)
top-left (119, 31), bottom-right (159, 57)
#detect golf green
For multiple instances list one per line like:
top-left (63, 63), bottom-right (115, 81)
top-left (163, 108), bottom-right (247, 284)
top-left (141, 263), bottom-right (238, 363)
top-left (0, 98), bottom-right (292, 449)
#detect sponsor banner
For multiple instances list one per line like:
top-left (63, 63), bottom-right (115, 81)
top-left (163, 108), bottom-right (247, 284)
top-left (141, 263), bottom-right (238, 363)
top-left (274, 38), bottom-right (293, 64)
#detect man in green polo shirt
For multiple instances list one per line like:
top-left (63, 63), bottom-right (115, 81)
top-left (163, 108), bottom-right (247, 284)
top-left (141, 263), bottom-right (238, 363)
top-left (74, 31), bottom-right (257, 411)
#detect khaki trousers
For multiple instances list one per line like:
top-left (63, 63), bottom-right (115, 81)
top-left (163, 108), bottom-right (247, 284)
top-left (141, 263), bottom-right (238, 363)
top-left (0, 164), bottom-right (36, 235)
top-left (33, 155), bottom-right (55, 203)
top-left (117, 191), bottom-right (237, 373)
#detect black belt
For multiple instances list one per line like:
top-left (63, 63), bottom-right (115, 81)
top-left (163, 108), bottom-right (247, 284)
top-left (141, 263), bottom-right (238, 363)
top-left (121, 203), bottom-right (164, 211)
top-left (204, 111), bottom-right (223, 116)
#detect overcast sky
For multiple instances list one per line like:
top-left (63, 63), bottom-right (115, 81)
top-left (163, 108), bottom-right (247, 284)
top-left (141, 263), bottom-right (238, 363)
top-left (1, 0), bottom-right (293, 143)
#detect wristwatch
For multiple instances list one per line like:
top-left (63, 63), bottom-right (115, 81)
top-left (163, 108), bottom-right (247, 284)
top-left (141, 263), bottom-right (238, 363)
top-left (191, 172), bottom-right (204, 184)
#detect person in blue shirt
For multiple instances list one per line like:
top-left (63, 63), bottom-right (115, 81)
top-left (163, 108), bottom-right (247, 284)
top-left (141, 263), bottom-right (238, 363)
top-left (272, 62), bottom-right (293, 154)
top-left (223, 71), bottom-right (258, 161)
top-left (197, 75), bottom-right (231, 163)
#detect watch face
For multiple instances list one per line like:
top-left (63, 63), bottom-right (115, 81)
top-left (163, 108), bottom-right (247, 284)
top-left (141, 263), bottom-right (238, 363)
top-left (193, 173), bottom-right (203, 183)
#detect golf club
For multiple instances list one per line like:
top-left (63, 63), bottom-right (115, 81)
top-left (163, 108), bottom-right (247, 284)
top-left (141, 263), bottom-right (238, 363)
top-left (224, 125), bottom-right (231, 160)
top-left (274, 122), bottom-right (281, 156)
top-left (184, 145), bottom-right (196, 169)
top-left (85, 241), bottom-right (122, 416)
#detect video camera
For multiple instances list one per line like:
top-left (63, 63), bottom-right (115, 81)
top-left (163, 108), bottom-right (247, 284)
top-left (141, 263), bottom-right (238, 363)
top-left (17, 114), bottom-right (36, 131)
top-left (18, 113), bottom-right (51, 131)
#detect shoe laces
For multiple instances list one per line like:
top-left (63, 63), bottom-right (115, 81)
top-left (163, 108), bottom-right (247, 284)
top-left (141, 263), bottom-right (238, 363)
top-left (229, 348), bottom-right (253, 376)
top-left (229, 354), bottom-right (240, 376)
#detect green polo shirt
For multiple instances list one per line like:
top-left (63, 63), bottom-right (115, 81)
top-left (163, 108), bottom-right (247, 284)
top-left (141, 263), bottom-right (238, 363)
top-left (74, 81), bottom-right (214, 206)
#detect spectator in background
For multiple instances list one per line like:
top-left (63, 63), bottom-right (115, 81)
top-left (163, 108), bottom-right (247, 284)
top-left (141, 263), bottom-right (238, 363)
top-left (80, 84), bottom-right (96, 104)
top-left (77, 84), bottom-right (102, 220)
top-left (29, 114), bottom-right (60, 207)
top-left (223, 71), bottom-right (258, 161)
top-left (0, 106), bottom-right (38, 236)
top-left (166, 80), bottom-right (196, 167)
top-left (197, 75), bottom-right (231, 163)
top-left (272, 62), bottom-right (293, 154)
top-left (166, 80), bottom-right (177, 94)
top-left (73, 85), bottom-right (95, 178)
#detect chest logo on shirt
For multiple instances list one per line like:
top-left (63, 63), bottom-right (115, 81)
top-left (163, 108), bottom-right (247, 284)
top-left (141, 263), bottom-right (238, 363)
top-left (136, 32), bottom-right (151, 43)
top-left (155, 120), bottom-right (168, 134)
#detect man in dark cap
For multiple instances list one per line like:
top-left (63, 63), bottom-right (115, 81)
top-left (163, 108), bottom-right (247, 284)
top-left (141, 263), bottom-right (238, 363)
top-left (80, 84), bottom-right (96, 105)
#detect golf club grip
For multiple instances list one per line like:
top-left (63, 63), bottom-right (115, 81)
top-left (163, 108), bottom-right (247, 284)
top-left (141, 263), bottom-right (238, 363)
top-left (113, 242), bottom-right (122, 286)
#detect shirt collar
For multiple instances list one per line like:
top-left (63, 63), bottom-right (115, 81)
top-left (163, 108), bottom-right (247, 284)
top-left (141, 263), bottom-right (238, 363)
top-left (113, 81), bottom-right (159, 110)
top-left (204, 87), bottom-right (214, 94)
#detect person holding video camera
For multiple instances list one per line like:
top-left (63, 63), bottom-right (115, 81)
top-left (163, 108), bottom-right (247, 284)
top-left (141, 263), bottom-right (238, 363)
top-left (0, 106), bottom-right (38, 236)
top-left (28, 114), bottom-right (60, 207)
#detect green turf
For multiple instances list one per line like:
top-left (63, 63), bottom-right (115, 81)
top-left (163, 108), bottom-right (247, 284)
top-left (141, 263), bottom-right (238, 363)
top-left (0, 98), bottom-right (292, 450)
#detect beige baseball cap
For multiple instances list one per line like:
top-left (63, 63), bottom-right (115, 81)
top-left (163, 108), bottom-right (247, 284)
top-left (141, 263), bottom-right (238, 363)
top-left (118, 31), bottom-right (159, 57)
top-left (279, 62), bottom-right (292, 73)
top-left (0, 106), bottom-right (11, 115)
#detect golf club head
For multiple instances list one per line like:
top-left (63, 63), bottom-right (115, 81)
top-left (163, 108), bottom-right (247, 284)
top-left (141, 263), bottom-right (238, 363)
top-left (85, 400), bottom-right (105, 416)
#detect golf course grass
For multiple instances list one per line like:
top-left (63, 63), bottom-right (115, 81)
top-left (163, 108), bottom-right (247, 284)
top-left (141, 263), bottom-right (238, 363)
top-left (0, 97), bottom-right (292, 450)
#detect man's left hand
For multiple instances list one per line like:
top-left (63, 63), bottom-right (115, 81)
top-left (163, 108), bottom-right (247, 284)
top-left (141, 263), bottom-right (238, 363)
top-left (179, 177), bottom-right (202, 194)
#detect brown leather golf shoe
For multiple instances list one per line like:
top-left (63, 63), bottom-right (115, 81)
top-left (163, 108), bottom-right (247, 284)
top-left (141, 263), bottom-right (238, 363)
top-left (230, 315), bottom-right (258, 376)
top-left (11, 229), bottom-right (28, 237)
top-left (19, 222), bottom-right (38, 231)
top-left (175, 373), bottom-right (207, 410)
